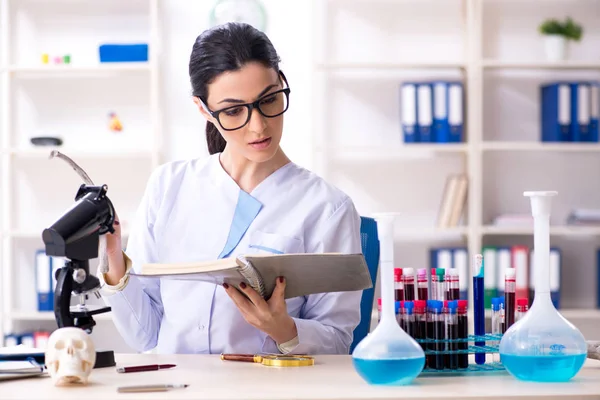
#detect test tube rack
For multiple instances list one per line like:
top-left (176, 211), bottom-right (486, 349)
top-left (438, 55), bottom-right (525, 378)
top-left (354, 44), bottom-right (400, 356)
top-left (416, 333), bottom-right (505, 375)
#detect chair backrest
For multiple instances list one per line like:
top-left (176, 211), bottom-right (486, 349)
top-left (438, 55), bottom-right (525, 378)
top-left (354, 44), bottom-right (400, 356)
top-left (350, 216), bottom-right (380, 353)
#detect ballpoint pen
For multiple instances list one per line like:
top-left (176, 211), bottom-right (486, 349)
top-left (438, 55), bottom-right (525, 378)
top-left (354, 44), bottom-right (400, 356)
top-left (116, 364), bottom-right (176, 373)
top-left (117, 384), bottom-right (188, 393)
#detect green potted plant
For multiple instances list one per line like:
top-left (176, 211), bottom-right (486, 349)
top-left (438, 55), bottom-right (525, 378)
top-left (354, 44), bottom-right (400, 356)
top-left (538, 17), bottom-right (583, 61)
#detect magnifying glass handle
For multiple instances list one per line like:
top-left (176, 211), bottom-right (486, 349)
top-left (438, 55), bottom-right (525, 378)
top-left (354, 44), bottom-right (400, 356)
top-left (220, 354), bottom-right (262, 363)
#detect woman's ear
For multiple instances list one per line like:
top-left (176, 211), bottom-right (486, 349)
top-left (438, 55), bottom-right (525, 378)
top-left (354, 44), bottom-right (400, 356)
top-left (193, 97), bottom-right (213, 121)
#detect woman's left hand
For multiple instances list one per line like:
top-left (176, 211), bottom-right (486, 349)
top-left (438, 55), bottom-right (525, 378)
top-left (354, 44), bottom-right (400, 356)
top-left (223, 277), bottom-right (298, 345)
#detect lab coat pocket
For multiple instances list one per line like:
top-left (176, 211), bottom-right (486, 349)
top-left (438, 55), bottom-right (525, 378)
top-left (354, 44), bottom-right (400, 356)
top-left (247, 230), bottom-right (304, 255)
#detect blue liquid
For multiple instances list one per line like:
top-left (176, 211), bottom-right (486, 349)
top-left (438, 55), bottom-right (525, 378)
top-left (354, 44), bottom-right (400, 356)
top-left (501, 354), bottom-right (586, 382)
top-left (353, 357), bottom-right (425, 385)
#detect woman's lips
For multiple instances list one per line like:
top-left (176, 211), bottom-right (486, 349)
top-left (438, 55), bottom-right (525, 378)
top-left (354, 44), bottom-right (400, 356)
top-left (249, 137), bottom-right (272, 150)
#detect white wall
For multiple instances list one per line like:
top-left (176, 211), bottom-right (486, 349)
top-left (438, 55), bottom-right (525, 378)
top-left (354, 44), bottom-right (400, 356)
top-left (161, 0), bottom-right (315, 169)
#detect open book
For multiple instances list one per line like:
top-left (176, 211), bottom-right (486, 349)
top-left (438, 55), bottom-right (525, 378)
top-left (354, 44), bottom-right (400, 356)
top-left (131, 253), bottom-right (373, 300)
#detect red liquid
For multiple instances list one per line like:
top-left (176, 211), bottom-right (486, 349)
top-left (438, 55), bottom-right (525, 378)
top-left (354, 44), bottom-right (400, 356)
top-left (404, 284), bottom-right (415, 301)
top-left (418, 287), bottom-right (428, 301)
top-left (447, 288), bottom-right (459, 301)
top-left (505, 291), bottom-right (515, 330)
top-left (395, 289), bottom-right (404, 302)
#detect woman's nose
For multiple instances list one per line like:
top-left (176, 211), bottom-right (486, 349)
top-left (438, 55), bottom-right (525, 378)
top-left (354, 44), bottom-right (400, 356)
top-left (248, 107), bottom-right (267, 133)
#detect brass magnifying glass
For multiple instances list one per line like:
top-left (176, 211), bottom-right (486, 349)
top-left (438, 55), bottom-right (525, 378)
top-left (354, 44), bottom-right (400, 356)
top-left (220, 353), bottom-right (314, 367)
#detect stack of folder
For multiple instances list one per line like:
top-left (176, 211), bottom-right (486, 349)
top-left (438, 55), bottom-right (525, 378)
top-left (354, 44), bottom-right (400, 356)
top-left (541, 81), bottom-right (600, 142)
top-left (400, 81), bottom-right (464, 143)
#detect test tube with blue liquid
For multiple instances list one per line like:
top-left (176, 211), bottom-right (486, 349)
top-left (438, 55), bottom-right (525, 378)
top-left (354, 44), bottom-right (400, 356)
top-left (351, 214), bottom-right (425, 385)
top-left (472, 254), bottom-right (485, 365)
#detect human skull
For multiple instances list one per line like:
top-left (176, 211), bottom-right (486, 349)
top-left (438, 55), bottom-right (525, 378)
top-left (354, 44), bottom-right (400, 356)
top-left (45, 327), bottom-right (96, 386)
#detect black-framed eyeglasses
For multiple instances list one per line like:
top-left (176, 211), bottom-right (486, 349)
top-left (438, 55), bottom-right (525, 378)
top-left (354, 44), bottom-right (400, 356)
top-left (200, 77), bottom-right (291, 131)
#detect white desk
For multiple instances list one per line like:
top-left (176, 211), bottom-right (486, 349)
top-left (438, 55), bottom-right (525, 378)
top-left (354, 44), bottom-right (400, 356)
top-left (1, 354), bottom-right (599, 399)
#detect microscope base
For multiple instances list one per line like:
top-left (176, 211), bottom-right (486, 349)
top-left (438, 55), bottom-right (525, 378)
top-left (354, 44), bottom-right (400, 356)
top-left (94, 349), bottom-right (116, 369)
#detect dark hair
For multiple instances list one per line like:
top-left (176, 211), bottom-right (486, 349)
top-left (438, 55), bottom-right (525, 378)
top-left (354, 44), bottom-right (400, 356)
top-left (189, 22), bottom-right (282, 155)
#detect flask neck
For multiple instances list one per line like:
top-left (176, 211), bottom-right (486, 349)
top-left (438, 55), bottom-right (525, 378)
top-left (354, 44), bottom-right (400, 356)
top-left (379, 234), bottom-right (397, 322)
top-left (533, 213), bottom-right (551, 294)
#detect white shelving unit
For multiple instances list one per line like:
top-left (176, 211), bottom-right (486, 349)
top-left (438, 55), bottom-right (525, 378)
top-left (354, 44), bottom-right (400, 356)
top-left (0, 0), bottom-right (162, 348)
top-left (312, 0), bottom-right (600, 336)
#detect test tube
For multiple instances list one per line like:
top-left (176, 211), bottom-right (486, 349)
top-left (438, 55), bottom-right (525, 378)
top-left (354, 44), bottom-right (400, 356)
top-left (446, 300), bottom-right (458, 370)
top-left (516, 298), bottom-right (529, 321)
top-left (377, 298), bottom-right (382, 323)
top-left (472, 254), bottom-right (485, 365)
top-left (426, 300), bottom-right (436, 368)
top-left (437, 269), bottom-right (446, 301)
top-left (443, 300), bottom-right (450, 368)
top-left (491, 297), bottom-right (502, 363)
top-left (430, 269), bottom-right (439, 300)
top-left (396, 301), bottom-right (403, 330)
top-left (431, 300), bottom-right (445, 370)
top-left (417, 268), bottom-right (428, 300)
top-left (402, 268), bottom-right (415, 301)
top-left (394, 268), bottom-right (404, 301)
top-left (414, 300), bottom-right (428, 357)
top-left (457, 299), bottom-right (468, 369)
top-left (404, 301), bottom-right (416, 338)
top-left (446, 268), bottom-right (460, 300)
top-left (504, 267), bottom-right (516, 332)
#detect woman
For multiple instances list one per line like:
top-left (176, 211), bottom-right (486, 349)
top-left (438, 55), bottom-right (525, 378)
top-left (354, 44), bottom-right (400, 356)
top-left (100, 22), bottom-right (363, 356)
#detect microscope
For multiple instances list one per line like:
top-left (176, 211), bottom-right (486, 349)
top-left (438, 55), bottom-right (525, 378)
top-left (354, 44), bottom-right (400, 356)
top-left (41, 151), bottom-right (117, 368)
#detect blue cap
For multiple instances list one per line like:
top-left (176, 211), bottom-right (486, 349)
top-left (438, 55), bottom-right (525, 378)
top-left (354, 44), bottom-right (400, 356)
top-left (395, 301), bottom-right (401, 313)
top-left (431, 300), bottom-right (443, 312)
top-left (448, 300), bottom-right (458, 313)
top-left (491, 297), bottom-right (504, 311)
top-left (404, 301), bottom-right (414, 314)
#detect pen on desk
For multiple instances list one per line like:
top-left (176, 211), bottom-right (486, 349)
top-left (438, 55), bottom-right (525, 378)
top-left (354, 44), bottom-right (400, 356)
top-left (473, 254), bottom-right (486, 365)
top-left (117, 384), bottom-right (188, 393)
top-left (116, 364), bottom-right (176, 373)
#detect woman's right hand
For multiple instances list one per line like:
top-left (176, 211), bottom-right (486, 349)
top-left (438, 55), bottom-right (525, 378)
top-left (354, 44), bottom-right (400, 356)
top-left (104, 213), bottom-right (127, 285)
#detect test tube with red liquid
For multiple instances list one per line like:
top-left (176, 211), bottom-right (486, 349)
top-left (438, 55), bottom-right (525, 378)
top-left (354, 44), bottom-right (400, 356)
top-left (446, 268), bottom-right (460, 300)
top-left (417, 268), bottom-right (428, 301)
top-left (504, 267), bottom-right (516, 332)
top-left (402, 267), bottom-right (415, 301)
top-left (394, 268), bottom-right (403, 301)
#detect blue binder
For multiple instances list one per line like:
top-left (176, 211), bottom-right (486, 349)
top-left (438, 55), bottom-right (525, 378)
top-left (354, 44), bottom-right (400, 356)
top-left (541, 82), bottom-right (571, 142)
top-left (35, 250), bottom-right (53, 311)
top-left (570, 82), bottom-right (592, 142)
top-left (447, 82), bottom-right (464, 143)
top-left (417, 83), bottom-right (433, 142)
top-left (591, 82), bottom-right (599, 142)
top-left (432, 81), bottom-right (451, 143)
top-left (400, 82), bottom-right (419, 143)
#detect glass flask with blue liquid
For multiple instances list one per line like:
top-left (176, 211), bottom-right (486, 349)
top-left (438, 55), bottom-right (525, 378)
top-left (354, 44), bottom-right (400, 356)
top-left (352, 214), bottom-right (425, 385)
top-left (499, 191), bottom-right (587, 382)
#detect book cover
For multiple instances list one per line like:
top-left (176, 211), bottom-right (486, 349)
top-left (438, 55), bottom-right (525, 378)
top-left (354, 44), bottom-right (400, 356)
top-left (132, 253), bottom-right (373, 300)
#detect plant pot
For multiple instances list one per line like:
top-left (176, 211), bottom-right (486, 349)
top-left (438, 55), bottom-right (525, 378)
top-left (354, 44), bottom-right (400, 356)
top-left (543, 35), bottom-right (568, 62)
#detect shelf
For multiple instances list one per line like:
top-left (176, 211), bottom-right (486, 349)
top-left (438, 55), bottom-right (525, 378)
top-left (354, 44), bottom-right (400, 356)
top-left (319, 144), bottom-right (468, 161)
top-left (7, 63), bottom-right (152, 77)
top-left (316, 62), bottom-right (466, 71)
top-left (397, 226), bottom-right (469, 237)
top-left (481, 225), bottom-right (600, 236)
top-left (482, 142), bottom-right (600, 152)
top-left (6, 148), bottom-right (154, 159)
top-left (6, 311), bottom-right (112, 321)
top-left (482, 60), bottom-right (600, 70)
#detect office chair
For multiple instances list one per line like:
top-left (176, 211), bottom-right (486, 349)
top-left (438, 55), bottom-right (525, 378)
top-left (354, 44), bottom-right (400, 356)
top-left (350, 216), bottom-right (380, 353)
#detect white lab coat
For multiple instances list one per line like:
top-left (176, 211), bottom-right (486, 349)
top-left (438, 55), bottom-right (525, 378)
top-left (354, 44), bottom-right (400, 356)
top-left (102, 153), bottom-right (363, 355)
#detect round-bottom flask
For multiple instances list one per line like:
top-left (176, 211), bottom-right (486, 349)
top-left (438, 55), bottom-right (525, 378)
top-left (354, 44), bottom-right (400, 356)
top-left (499, 192), bottom-right (587, 382)
top-left (352, 214), bottom-right (425, 385)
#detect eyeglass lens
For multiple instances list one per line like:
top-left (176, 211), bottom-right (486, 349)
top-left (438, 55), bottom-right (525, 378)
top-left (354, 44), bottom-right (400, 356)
top-left (217, 90), bottom-right (289, 130)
